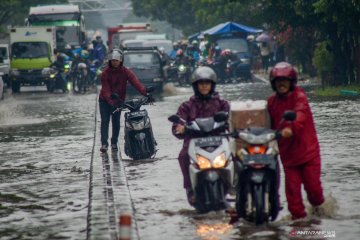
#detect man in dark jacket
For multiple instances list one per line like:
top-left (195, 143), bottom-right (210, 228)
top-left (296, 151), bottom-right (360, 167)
top-left (99, 49), bottom-right (148, 153)
top-left (171, 66), bottom-right (230, 205)
top-left (267, 62), bottom-right (325, 220)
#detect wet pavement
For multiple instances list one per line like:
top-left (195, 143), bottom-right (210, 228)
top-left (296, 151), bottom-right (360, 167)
top-left (1, 79), bottom-right (360, 240)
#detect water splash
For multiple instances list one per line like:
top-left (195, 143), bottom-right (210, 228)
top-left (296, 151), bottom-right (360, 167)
top-left (307, 192), bottom-right (339, 219)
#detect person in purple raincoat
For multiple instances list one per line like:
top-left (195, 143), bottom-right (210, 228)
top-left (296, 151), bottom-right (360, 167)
top-left (171, 66), bottom-right (230, 205)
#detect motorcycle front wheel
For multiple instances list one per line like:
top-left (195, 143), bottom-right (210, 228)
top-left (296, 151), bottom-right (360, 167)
top-left (73, 76), bottom-right (84, 93)
top-left (253, 184), bottom-right (265, 225)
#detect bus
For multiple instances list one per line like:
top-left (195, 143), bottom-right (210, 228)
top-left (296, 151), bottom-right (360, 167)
top-left (27, 4), bottom-right (86, 50)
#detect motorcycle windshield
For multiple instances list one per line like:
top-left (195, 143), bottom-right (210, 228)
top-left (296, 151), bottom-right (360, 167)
top-left (194, 117), bottom-right (214, 133)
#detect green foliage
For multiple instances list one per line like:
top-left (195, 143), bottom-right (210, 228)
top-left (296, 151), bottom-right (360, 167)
top-left (130, 0), bottom-right (360, 86)
top-left (130, 0), bottom-right (263, 35)
top-left (312, 41), bottom-right (334, 77)
top-left (0, 0), bottom-right (68, 27)
top-left (131, 0), bottom-right (199, 35)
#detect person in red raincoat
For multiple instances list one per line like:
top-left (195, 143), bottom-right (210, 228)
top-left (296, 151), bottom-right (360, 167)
top-left (99, 49), bottom-right (149, 153)
top-left (267, 62), bottom-right (325, 220)
top-left (171, 66), bottom-right (230, 205)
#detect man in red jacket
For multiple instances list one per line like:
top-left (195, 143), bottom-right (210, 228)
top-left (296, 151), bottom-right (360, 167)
top-left (99, 49), bottom-right (148, 153)
top-left (267, 62), bottom-right (325, 220)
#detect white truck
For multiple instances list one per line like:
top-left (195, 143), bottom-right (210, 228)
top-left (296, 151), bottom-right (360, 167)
top-left (9, 26), bottom-right (56, 92)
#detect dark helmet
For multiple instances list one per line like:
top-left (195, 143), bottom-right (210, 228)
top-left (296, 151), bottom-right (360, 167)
top-left (269, 62), bottom-right (298, 91)
top-left (191, 66), bottom-right (217, 99)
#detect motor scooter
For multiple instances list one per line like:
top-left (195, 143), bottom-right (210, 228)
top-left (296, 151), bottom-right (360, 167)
top-left (232, 111), bottom-right (296, 225)
top-left (42, 67), bottom-right (67, 93)
top-left (112, 87), bottom-right (157, 160)
top-left (168, 112), bottom-right (235, 213)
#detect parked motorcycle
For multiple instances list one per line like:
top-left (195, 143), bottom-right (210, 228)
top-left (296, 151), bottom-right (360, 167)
top-left (233, 111), bottom-right (296, 225)
top-left (168, 112), bottom-right (235, 213)
top-left (112, 87), bottom-right (157, 160)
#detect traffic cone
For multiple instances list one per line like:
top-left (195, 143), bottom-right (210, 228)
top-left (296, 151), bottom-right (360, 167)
top-left (119, 214), bottom-right (132, 240)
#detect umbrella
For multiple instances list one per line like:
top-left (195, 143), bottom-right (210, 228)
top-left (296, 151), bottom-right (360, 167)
top-left (256, 33), bottom-right (271, 42)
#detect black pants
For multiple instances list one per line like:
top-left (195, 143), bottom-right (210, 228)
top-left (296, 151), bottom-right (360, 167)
top-left (99, 100), bottom-right (121, 146)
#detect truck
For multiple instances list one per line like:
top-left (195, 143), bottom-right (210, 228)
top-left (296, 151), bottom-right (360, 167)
top-left (27, 4), bottom-right (86, 50)
top-left (9, 26), bottom-right (56, 93)
top-left (107, 23), bottom-right (152, 49)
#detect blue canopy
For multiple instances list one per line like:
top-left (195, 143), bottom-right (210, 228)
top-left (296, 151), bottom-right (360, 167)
top-left (202, 21), bottom-right (262, 36)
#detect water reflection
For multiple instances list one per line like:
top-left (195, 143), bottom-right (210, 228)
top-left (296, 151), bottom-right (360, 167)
top-left (0, 91), bottom-right (96, 239)
top-left (127, 82), bottom-right (360, 240)
top-left (196, 222), bottom-right (233, 240)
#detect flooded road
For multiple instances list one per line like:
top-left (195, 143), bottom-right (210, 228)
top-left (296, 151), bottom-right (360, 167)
top-left (0, 82), bottom-right (359, 239)
top-left (124, 82), bottom-right (360, 240)
top-left (0, 88), bottom-right (96, 239)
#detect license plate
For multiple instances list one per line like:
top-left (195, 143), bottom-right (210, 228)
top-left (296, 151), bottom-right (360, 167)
top-left (194, 136), bottom-right (222, 147)
top-left (243, 155), bottom-right (274, 165)
top-left (128, 111), bottom-right (146, 118)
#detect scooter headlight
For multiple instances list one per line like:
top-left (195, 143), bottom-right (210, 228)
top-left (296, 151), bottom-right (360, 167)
top-left (50, 73), bottom-right (56, 78)
top-left (178, 64), bottom-right (186, 72)
top-left (196, 154), bottom-right (211, 170)
top-left (213, 152), bottom-right (227, 168)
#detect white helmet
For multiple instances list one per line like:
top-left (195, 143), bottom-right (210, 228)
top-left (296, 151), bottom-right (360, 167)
top-left (110, 49), bottom-right (123, 62)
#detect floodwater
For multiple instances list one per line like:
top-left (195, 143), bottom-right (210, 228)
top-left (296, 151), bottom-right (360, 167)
top-left (0, 87), bottom-right (96, 240)
top-left (0, 81), bottom-right (359, 240)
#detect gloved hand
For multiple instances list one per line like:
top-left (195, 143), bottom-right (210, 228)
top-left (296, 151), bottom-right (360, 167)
top-left (111, 105), bottom-right (119, 113)
top-left (146, 94), bottom-right (155, 104)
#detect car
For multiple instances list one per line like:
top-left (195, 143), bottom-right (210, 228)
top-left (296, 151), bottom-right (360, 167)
top-left (142, 39), bottom-right (173, 55)
top-left (0, 44), bottom-right (10, 88)
top-left (122, 46), bottom-right (165, 95)
top-left (0, 72), bottom-right (4, 100)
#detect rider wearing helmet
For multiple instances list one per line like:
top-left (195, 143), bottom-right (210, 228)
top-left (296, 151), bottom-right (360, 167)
top-left (267, 62), bottom-right (325, 220)
top-left (169, 42), bottom-right (179, 60)
top-left (98, 49), bottom-right (149, 153)
top-left (171, 66), bottom-right (230, 205)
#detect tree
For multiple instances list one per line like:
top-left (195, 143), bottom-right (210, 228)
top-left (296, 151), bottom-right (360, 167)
top-left (130, 0), bottom-right (360, 86)
top-left (131, 0), bottom-right (200, 35)
top-left (313, 0), bottom-right (360, 85)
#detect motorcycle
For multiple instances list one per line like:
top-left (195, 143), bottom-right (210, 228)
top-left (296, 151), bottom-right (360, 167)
top-left (168, 112), bottom-right (235, 213)
top-left (89, 59), bottom-right (102, 85)
top-left (72, 62), bottom-right (88, 94)
top-left (42, 67), bottom-right (67, 93)
top-left (169, 61), bottom-right (191, 86)
top-left (233, 111), bottom-right (296, 225)
top-left (112, 87), bottom-right (157, 160)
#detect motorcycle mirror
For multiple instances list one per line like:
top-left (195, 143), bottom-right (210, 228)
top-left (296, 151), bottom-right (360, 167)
top-left (282, 111), bottom-right (296, 121)
top-left (110, 93), bottom-right (119, 100)
top-left (168, 115), bottom-right (181, 123)
top-left (146, 86), bottom-right (154, 93)
top-left (214, 111), bottom-right (228, 122)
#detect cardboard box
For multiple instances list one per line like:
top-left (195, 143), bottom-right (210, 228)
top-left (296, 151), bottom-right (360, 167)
top-left (229, 100), bottom-right (270, 152)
